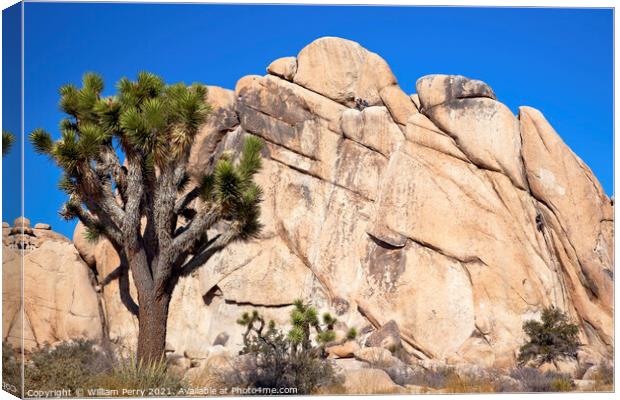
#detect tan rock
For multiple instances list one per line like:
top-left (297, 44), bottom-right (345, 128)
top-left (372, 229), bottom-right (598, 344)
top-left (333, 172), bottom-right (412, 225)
top-left (537, 360), bottom-right (579, 377)
top-left (14, 216), bottom-right (30, 228)
top-left (520, 106), bottom-right (613, 342)
top-left (333, 358), bottom-right (370, 371)
top-left (3, 239), bottom-right (102, 350)
top-left (327, 340), bottom-right (360, 358)
top-left (405, 112), bottom-right (469, 162)
top-left (340, 106), bottom-right (404, 156)
top-left (73, 222), bottom-right (97, 267)
top-left (457, 335), bottom-right (496, 368)
top-left (34, 223), bottom-right (51, 230)
top-left (294, 37), bottom-right (397, 107)
top-left (2, 248), bottom-right (26, 349)
top-left (582, 365), bottom-right (601, 381)
top-left (340, 368), bottom-right (406, 394)
top-left (409, 93), bottom-right (421, 110)
top-left (416, 74), bottom-right (496, 110)
top-left (354, 347), bottom-right (400, 367)
top-left (424, 96), bottom-right (527, 189)
top-left (573, 379), bottom-right (596, 391)
top-left (365, 321), bottom-right (402, 350)
top-left (267, 56), bottom-right (297, 81)
top-left (187, 86), bottom-right (239, 179)
top-left (379, 84), bottom-right (418, 125)
top-left (56, 37), bottom-right (613, 372)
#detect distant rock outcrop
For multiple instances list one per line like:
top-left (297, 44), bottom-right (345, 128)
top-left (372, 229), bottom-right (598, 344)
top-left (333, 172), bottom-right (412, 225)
top-left (2, 218), bottom-right (103, 350)
top-left (13, 37), bottom-right (613, 368)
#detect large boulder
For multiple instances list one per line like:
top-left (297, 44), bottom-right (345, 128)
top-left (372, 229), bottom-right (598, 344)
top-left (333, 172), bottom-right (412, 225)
top-left (365, 320), bottom-right (402, 351)
top-left (65, 37), bottom-right (612, 370)
top-left (415, 74), bottom-right (496, 110)
top-left (294, 37), bottom-right (397, 107)
top-left (338, 368), bottom-right (406, 394)
top-left (3, 222), bottom-right (102, 350)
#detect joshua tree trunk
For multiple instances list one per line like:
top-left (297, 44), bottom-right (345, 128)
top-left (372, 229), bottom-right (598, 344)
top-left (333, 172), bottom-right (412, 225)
top-left (30, 72), bottom-right (264, 367)
top-left (137, 291), bottom-right (171, 364)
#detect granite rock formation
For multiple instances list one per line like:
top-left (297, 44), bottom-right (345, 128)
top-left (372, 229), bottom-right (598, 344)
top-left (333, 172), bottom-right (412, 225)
top-left (2, 218), bottom-right (102, 350)
top-left (9, 37), bottom-right (613, 369)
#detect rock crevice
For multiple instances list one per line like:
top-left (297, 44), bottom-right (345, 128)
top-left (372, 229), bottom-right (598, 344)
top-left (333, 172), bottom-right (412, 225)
top-left (7, 37), bottom-right (612, 368)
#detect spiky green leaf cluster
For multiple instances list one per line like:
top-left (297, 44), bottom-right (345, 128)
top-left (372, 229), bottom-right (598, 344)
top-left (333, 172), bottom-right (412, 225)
top-left (237, 310), bottom-right (261, 326)
top-left (288, 299), bottom-right (342, 349)
top-left (2, 131), bottom-right (15, 156)
top-left (288, 326), bottom-right (305, 345)
top-left (290, 300), bottom-right (320, 328)
top-left (59, 200), bottom-right (82, 221)
top-left (84, 223), bottom-right (106, 244)
top-left (316, 330), bottom-right (336, 345)
top-left (346, 327), bottom-right (358, 340)
top-left (29, 72), bottom-right (212, 174)
top-left (200, 135), bottom-right (264, 239)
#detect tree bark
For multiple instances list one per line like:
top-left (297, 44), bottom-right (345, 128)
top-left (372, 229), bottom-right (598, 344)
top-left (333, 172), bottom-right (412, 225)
top-left (136, 292), bottom-right (170, 365)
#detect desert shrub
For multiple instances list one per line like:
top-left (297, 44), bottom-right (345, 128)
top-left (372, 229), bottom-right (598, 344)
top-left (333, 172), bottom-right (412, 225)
top-left (595, 361), bottom-right (614, 385)
top-left (404, 366), bottom-right (456, 389)
top-left (89, 355), bottom-right (185, 395)
top-left (24, 340), bottom-right (111, 393)
top-left (591, 361), bottom-right (614, 391)
top-left (444, 374), bottom-right (495, 393)
top-left (234, 300), bottom-right (344, 394)
top-left (493, 375), bottom-right (523, 393)
top-left (509, 367), bottom-right (573, 392)
top-left (3, 342), bottom-right (22, 395)
top-left (551, 376), bottom-right (574, 392)
top-left (518, 307), bottom-right (580, 367)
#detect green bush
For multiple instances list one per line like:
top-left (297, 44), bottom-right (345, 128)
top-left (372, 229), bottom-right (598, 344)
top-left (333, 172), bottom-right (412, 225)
top-left (235, 300), bottom-right (344, 394)
top-left (24, 340), bottom-right (111, 393)
top-left (517, 307), bottom-right (580, 367)
top-left (18, 340), bottom-right (184, 396)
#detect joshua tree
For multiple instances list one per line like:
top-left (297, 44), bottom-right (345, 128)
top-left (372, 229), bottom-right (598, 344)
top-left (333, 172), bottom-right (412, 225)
top-left (2, 131), bottom-right (15, 156)
top-left (518, 307), bottom-right (580, 367)
top-left (30, 72), bottom-right (264, 363)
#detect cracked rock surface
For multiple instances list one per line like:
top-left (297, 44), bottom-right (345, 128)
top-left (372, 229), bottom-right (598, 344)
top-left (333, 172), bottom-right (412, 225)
top-left (3, 221), bottom-right (103, 350)
top-left (16, 37), bottom-right (612, 367)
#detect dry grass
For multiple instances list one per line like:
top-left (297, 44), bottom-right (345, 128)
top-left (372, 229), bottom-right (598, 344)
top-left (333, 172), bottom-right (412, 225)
top-left (444, 374), bottom-right (496, 393)
top-left (88, 355), bottom-right (185, 396)
top-left (184, 364), bottom-right (233, 392)
top-left (591, 361), bottom-right (614, 392)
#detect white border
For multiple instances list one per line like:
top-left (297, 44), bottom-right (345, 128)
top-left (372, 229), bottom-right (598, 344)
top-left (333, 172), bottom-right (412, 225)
top-left (0, 2), bottom-right (616, 400)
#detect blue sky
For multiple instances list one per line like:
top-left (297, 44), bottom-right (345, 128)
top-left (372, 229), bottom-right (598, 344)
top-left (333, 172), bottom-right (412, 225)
top-left (2, 3), bottom-right (613, 238)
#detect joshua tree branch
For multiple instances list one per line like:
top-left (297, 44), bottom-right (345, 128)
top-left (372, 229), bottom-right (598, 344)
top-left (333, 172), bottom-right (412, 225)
top-left (171, 205), bottom-right (220, 257)
top-left (175, 225), bottom-right (239, 278)
top-left (73, 202), bottom-right (123, 246)
top-left (174, 186), bottom-right (200, 215)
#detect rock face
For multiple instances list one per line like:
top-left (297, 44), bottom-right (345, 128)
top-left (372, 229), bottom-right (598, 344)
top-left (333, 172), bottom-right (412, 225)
top-left (34, 37), bottom-right (613, 368)
top-left (2, 218), bottom-right (102, 350)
